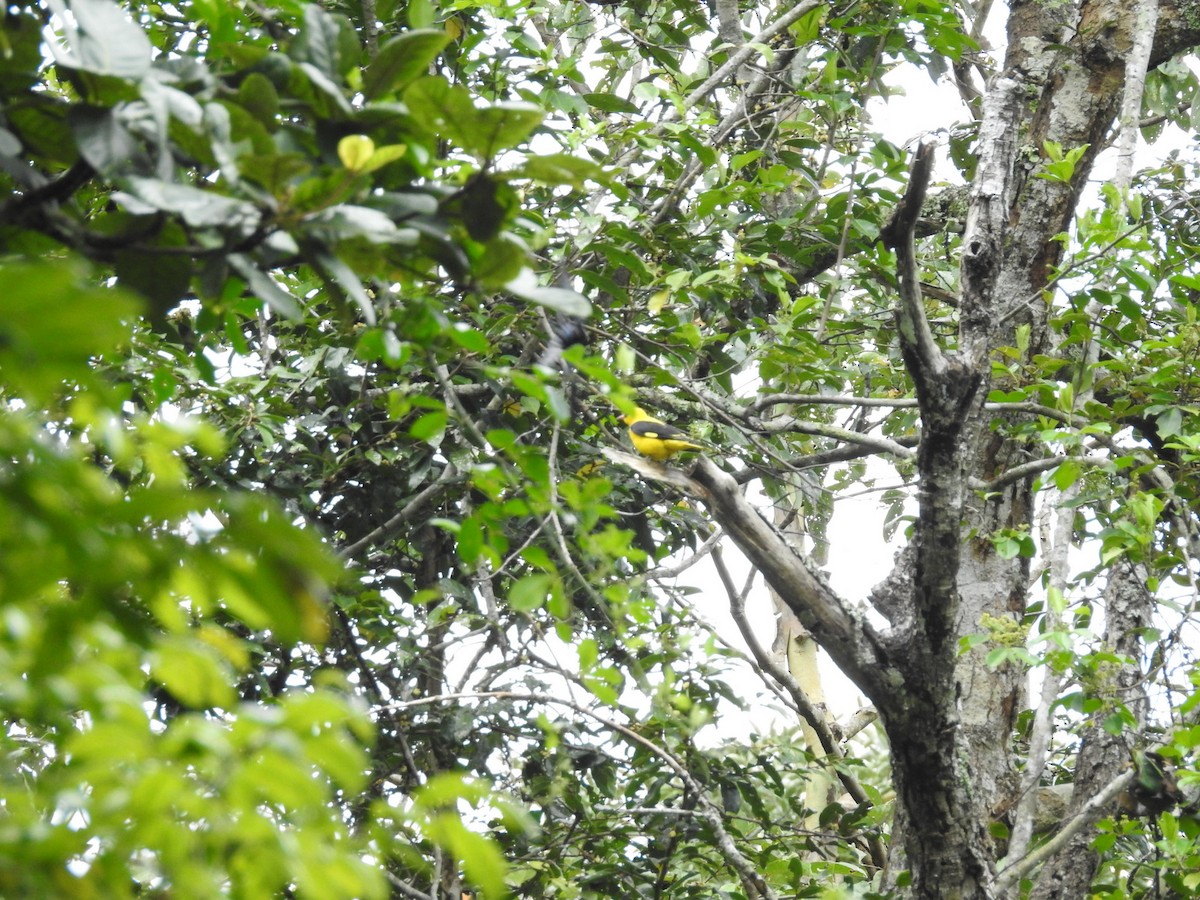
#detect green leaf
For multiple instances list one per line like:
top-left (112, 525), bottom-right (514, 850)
top-left (1052, 457), bottom-right (1081, 492)
top-left (237, 71), bottom-right (280, 124)
top-left (410, 410), bottom-right (448, 444)
top-left (404, 75), bottom-right (479, 147)
top-left (295, 61), bottom-right (355, 117)
top-left (290, 4), bottom-right (354, 79)
top-left (308, 205), bottom-right (409, 245)
top-left (407, 0), bottom-right (435, 28)
top-left (454, 173), bottom-right (510, 242)
top-left (47, 0), bottom-right (152, 78)
top-left (227, 254), bottom-right (304, 320)
top-left (338, 134), bottom-right (375, 171)
top-left (405, 76), bottom-right (544, 158)
top-left (6, 95), bottom-right (76, 166)
top-left (114, 247), bottom-right (192, 316)
top-left (467, 102), bottom-right (545, 156)
top-left (314, 250), bottom-right (377, 325)
top-left (508, 153), bottom-right (607, 187)
top-left (583, 675), bottom-right (620, 705)
top-left (364, 29), bottom-right (452, 100)
top-left (435, 815), bottom-right (509, 899)
top-left (504, 270), bottom-right (591, 318)
top-left (457, 516), bottom-right (484, 564)
top-left (68, 105), bottom-right (146, 175)
top-left (1157, 406), bottom-right (1184, 438)
top-left (584, 92), bottom-right (639, 114)
top-left (0, 10), bottom-right (44, 93)
top-left (150, 636), bottom-right (237, 709)
top-left (509, 573), bottom-right (554, 612)
top-left (475, 233), bottom-right (528, 286)
top-left (1036, 141), bottom-right (1090, 183)
top-left (361, 143), bottom-right (408, 172)
top-left (0, 258), bottom-right (140, 399)
top-left (239, 152), bottom-right (312, 194)
top-left (120, 176), bottom-right (261, 230)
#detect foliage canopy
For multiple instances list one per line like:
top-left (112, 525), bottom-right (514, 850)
top-left (3, 0), bottom-right (1200, 897)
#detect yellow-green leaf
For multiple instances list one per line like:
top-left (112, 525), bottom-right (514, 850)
top-left (338, 134), bottom-right (375, 172)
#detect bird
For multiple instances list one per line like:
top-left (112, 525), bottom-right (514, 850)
top-left (622, 407), bottom-right (710, 461)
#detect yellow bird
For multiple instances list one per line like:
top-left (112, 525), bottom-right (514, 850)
top-left (622, 407), bottom-right (709, 461)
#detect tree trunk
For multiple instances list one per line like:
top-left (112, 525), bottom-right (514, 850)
top-left (694, 1), bottom-right (1200, 896)
top-left (1029, 561), bottom-right (1154, 898)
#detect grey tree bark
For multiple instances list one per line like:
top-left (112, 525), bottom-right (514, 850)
top-left (1027, 560), bottom-right (1154, 898)
top-left (688, 1), bottom-right (1200, 896)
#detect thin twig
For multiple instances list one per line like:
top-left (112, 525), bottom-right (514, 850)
top-left (994, 770), bottom-right (1134, 893)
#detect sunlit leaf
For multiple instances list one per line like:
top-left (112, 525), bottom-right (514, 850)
top-left (504, 269), bottom-right (591, 317)
top-left (46, 0), bottom-right (152, 77)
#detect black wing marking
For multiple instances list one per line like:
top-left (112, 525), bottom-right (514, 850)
top-left (629, 420), bottom-right (691, 441)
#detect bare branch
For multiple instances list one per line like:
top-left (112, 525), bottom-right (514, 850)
top-left (680, 1), bottom-right (822, 112)
top-left (384, 869), bottom-right (436, 900)
top-left (713, 547), bottom-right (888, 871)
top-left (643, 527), bottom-right (724, 581)
top-left (1004, 479), bottom-right (1079, 863)
top-left (973, 454), bottom-right (1109, 493)
top-left (753, 394), bottom-right (919, 412)
top-left (882, 140), bottom-right (945, 383)
top-left (1114, 0), bottom-right (1160, 191)
top-left (689, 458), bottom-right (893, 701)
top-left (995, 770), bottom-right (1134, 894)
top-left (754, 417), bottom-right (916, 460)
top-left (714, 0), bottom-right (744, 48)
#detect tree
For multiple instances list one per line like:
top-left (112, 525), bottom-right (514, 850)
top-left (3, 0), bottom-right (1200, 897)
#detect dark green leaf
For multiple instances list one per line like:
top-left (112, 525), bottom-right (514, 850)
top-left (114, 247), bottom-right (192, 318)
top-left (237, 72), bottom-right (281, 125)
top-left (364, 30), bottom-right (453, 100)
top-left (295, 61), bottom-right (354, 116)
top-left (583, 92), bottom-right (639, 114)
top-left (0, 11), bottom-right (46, 92)
top-left (290, 5), bottom-right (353, 79)
top-left (314, 250), bottom-right (377, 325)
top-left (453, 173), bottom-right (508, 242)
top-left (7, 96), bottom-right (77, 165)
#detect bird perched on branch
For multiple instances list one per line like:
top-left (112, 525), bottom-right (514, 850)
top-left (622, 407), bottom-right (710, 461)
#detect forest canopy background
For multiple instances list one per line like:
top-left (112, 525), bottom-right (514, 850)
top-left (3, 0), bottom-right (1200, 898)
